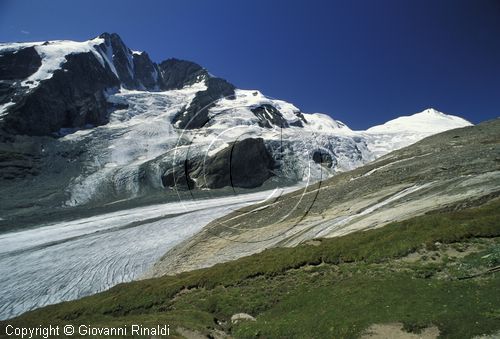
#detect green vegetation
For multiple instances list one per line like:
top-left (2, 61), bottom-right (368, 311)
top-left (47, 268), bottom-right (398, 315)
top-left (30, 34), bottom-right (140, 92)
top-left (2, 199), bottom-right (500, 338)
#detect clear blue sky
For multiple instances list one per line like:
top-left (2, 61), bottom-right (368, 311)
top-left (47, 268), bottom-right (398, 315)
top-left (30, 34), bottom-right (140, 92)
top-left (1, 0), bottom-right (499, 129)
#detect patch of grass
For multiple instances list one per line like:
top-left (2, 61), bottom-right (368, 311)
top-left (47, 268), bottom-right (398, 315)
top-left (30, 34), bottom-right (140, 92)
top-left (232, 274), bottom-right (500, 338)
top-left (1, 199), bottom-right (499, 338)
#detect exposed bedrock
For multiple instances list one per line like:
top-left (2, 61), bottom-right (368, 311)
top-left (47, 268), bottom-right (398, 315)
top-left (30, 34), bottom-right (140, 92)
top-left (2, 52), bottom-right (120, 136)
top-left (0, 46), bottom-right (42, 81)
top-left (96, 32), bottom-right (161, 91)
top-left (162, 138), bottom-right (275, 190)
top-left (158, 58), bottom-right (208, 90)
top-left (251, 104), bottom-right (290, 128)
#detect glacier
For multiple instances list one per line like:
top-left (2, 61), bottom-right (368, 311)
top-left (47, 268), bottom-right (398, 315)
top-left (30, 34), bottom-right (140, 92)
top-left (0, 187), bottom-right (300, 320)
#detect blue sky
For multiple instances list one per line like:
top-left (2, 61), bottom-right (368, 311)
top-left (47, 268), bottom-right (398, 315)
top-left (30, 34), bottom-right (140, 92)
top-left (1, 0), bottom-right (499, 129)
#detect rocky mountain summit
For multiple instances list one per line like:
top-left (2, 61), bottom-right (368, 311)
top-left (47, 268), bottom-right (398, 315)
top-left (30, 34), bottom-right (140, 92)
top-left (0, 33), bottom-right (472, 223)
top-left (0, 33), bottom-right (230, 136)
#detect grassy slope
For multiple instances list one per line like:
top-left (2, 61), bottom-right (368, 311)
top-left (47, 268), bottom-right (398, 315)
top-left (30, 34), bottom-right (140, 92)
top-left (1, 199), bottom-right (500, 338)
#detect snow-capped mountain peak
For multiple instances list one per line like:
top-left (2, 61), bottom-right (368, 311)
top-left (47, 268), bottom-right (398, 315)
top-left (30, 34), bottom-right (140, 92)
top-left (366, 108), bottom-right (472, 134)
top-left (360, 108), bottom-right (472, 158)
top-left (421, 107), bottom-right (444, 115)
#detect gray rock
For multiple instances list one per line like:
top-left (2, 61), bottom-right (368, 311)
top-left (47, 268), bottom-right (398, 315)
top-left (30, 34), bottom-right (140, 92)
top-left (290, 111), bottom-right (308, 127)
top-left (230, 313), bottom-right (256, 324)
top-left (96, 33), bottom-right (161, 91)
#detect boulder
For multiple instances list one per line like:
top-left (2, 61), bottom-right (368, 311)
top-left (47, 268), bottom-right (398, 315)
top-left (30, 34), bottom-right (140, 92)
top-left (230, 313), bottom-right (256, 324)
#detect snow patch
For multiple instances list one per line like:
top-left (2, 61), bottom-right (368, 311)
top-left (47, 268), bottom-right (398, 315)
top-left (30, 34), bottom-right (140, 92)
top-left (0, 101), bottom-right (16, 119)
top-left (302, 113), bottom-right (353, 134)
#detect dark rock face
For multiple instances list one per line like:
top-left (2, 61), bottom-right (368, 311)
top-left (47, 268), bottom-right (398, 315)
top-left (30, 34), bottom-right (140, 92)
top-left (0, 47), bottom-right (42, 110)
top-left (251, 104), bottom-right (307, 128)
top-left (203, 137), bottom-right (274, 189)
top-left (96, 33), bottom-right (135, 88)
top-left (132, 52), bottom-right (160, 90)
top-left (0, 47), bottom-right (42, 81)
top-left (158, 58), bottom-right (208, 90)
top-left (0, 82), bottom-right (14, 108)
top-left (96, 33), bottom-right (160, 91)
top-left (312, 150), bottom-right (334, 168)
top-left (251, 104), bottom-right (290, 128)
top-left (290, 112), bottom-right (307, 127)
top-left (0, 149), bottom-right (40, 180)
top-left (172, 77), bottom-right (235, 129)
top-left (163, 138), bottom-right (275, 190)
top-left (162, 138), bottom-right (275, 190)
top-left (3, 52), bottom-right (120, 136)
top-left (161, 161), bottom-right (196, 190)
